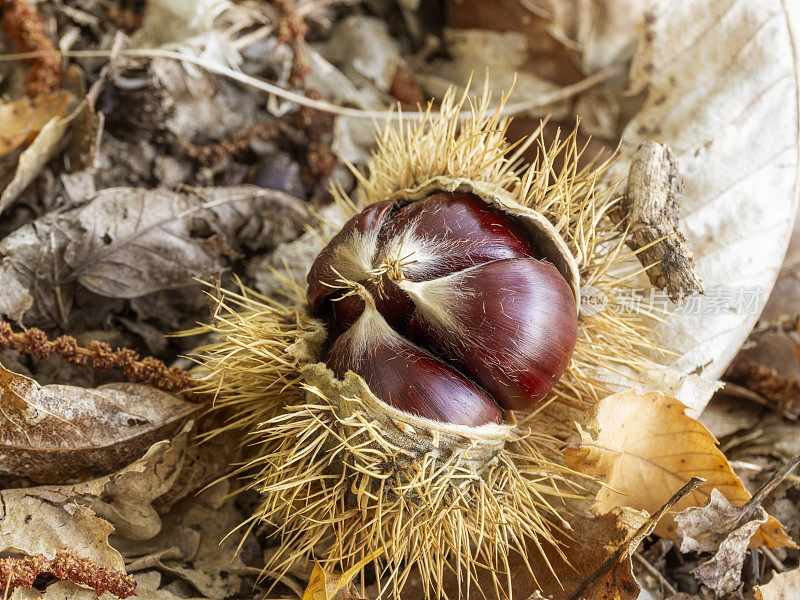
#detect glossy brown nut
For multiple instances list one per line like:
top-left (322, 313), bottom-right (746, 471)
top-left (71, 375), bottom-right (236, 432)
top-left (325, 301), bottom-right (502, 427)
top-left (332, 278), bottom-right (415, 333)
top-left (308, 191), bottom-right (579, 425)
top-left (378, 192), bottom-right (539, 281)
top-left (306, 199), bottom-right (395, 314)
top-left (404, 258), bottom-right (577, 410)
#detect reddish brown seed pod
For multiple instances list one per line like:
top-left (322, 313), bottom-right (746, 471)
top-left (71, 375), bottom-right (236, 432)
top-left (325, 286), bottom-right (502, 427)
top-left (306, 199), bottom-right (394, 315)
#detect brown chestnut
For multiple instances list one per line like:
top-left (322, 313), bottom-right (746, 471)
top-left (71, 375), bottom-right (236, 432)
top-left (400, 258), bottom-right (578, 410)
top-left (325, 286), bottom-right (502, 427)
top-left (377, 192), bottom-right (539, 281)
top-left (307, 191), bottom-right (579, 424)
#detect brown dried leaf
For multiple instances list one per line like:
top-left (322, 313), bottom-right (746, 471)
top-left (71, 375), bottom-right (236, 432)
top-left (0, 501), bottom-right (123, 570)
top-left (0, 422), bottom-right (190, 561)
top-left (63, 186), bottom-right (308, 298)
top-left (677, 489), bottom-right (766, 596)
top-left (563, 391), bottom-right (794, 548)
top-left (118, 482), bottom-right (258, 599)
top-left (302, 554), bottom-right (377, 600)
top-left (0, 92), bottom-right (69, 159)
top-left (755, 566), bottom-right (800, 600)
top-left (0, 424), bottom-right (190, 573)
top-left (303, 564), bottom-right (352, 600)
top-left (0, 363), bottom-right (199, 482)
top-left (0, 185), bottom-right (307, 325)
top-left (0, 98), bottom-right (83, 214)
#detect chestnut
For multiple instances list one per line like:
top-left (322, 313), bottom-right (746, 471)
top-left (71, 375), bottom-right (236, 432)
top-left (324, 285), bottom-right (503, 427)
top-left (307, 191), bottom-right (579, 423)
top-left (401, 258), bottom-right (578, 410)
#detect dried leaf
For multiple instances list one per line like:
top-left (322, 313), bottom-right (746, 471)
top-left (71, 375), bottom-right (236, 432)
top-left (63, 186), bottom-right (308, 298)
top-left (0, 500), bottom-right (123, 569)
top-left (755, 566), bottom-right (800, 600)
top-left (609, 0), bottom-right (800, 389)
top-left (118, 482), bottom-right (258, 599)
top-left (563, 391), bottom-right (794, 548)
top-left (0, 98), bottom-right (83, 214)
top-left (303, 564), bottom-right (351, 600)
top-left (0, 424), bottom-right (189, 566)
top-left (0, 92), bottom-right (69, 159)
top-left (302, 548), bottom-right (384, 600)
top-left (0, 363), bottom-right (199, 482)
top-left (0, 185), bottom-right (307, 325)
top-left (677, 489), bottom-right (766, 596)
top-left (674, 456), bottom-right (800, 595)
top-left (0, 422), bottom-right (190, 556)
top-left (63, 188), bottom-right (223, 298)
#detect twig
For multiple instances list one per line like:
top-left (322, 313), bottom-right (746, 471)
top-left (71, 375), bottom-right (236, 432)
top-left (733, 454), bottom-right (800, 530)
top-left (0, 49), bottom-right (620, 120)
top-left (723, 360), bottom-right (800, 420)
top-left (632, 551), bottom-right (677, 596)
top-left (760, 546), bottom-right (786, 573)
top-left (0, 322), bottom-right (206, 401)
top-left (611, 140), bottom-right (705, 302)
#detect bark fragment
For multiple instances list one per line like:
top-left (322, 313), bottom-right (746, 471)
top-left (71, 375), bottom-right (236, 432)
top-left (614, 140), bottom-right (705, 301)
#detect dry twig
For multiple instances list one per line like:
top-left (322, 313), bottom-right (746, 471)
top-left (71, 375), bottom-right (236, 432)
top-left (612, 141), bottom-right (705, 302)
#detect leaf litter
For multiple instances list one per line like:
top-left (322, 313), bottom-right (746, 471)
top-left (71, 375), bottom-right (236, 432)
top-left (0, 0), bottom-right (798, 599)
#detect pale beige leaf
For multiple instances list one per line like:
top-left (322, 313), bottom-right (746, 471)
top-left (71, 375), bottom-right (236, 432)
top-left (563, 391), bottom-right (794, 548)
top-left (755, 566), bottom-right (800, 600)
top-left (116, 481), bottom-right (259, 598)
top-left (609, 0), bottom-right (800, 394)
top-left (0, 500), bottom-right (122, 570)
top-left (0, 363), bottom-right (199, 483)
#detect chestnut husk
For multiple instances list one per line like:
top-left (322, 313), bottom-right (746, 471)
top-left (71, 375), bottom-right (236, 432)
top-left (189, 91), bottom-right (661, 600)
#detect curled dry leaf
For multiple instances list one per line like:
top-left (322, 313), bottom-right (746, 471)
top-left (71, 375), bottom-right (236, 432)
top-left (563, 391), bottom-right (794, 548)
top-left (0, 97), bottom-right (85, 214)
top-left (0, 363), bottom-right (199, 482)
top-left (609, 0), bottom-right (800, 395)
top-left (674, 456), bottom-right (800, 596)
top-left (676, 489), bottom-right (767, 596)
top-left (0, 422), bottom-right (190, 566)
top-left (118, 482), bottom-right (258, 599)
top-left (755, 566), bottom-right (800, 600)
top-left (0, 92), bottom-right (69, 159)
top-left (302, 563), bottom-right (366, 600)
